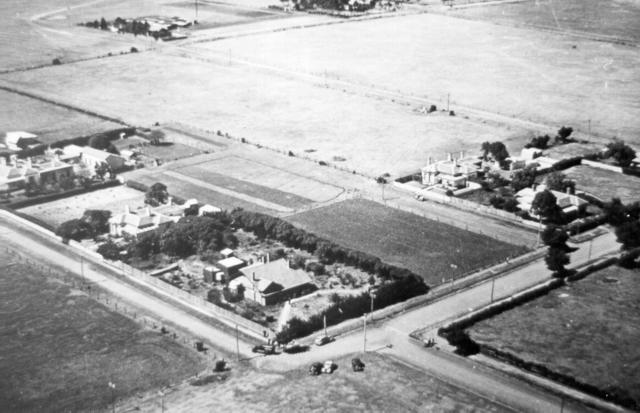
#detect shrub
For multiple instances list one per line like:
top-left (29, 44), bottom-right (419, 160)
top-left (56, 219), bottom-right (93, 241)
top-left (130, 47), bottom-right (138, 53)
top-left (427, 104), bottom-right (437, 113)
top-left (52, 58), bottom-right (62, 65)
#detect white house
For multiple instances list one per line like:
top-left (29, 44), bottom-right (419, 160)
top-left (421, 152), bottom-right (481, 189)
top-left (516, 184), bottom-right (588, 218)
top-left (108, 205), bottom-right (178, 237)
top-left (63, 145), bottom-right (126, 173)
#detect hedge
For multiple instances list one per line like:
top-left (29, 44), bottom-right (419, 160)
top-left (8, 180), bottom-right (120, 209)
top-left (50, 127), bottom-right (136, 150)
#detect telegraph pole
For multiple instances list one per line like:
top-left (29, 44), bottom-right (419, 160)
top-left (194, 0), bottom-right (198, 22)
top-left (490, 278), bottom-right (496, 303)
top-left (363, 314), bottom-right (367, 353)
top-left (447, 93), bottom-right (450, 112)
top-left (235, 324), bottom-right (240, 361)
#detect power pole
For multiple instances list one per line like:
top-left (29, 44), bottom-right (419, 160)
top-left (195, 0), bottom-right (198, 22)
top-left (447, 93), bottom-right (450, 112)
top-left (235, 324), bottom-right (240, 361)
top-left (80, 255), bottom-right (85, 285)
top-left (323, 315), bottom-right (327, 337)
top-left (363, 314), bottom-right (367, 353)
top-left (490, 278), bottom-right (496, 303)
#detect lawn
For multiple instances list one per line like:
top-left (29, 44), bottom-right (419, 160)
top-left (468, 265), bottom-right (640, 407)
top-left (177, 163), bottom-right (315, 209)
top-left (449, 0), bottom-right (640, 44)
top-left (564, 164), bottom-right (640, 204)
top-left (18, 185), bottom-right (146, 228)
top-left (286, 199), bottom-right (527, 284)
top-left (0, 249), bottom-right (204, 412)
top-left (115, 352), bottom-right (511, 412)
top-left (0, 89), bottom-right (120, 145)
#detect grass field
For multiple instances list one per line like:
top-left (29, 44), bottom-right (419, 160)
top-left (468, 265), bottom-right (640, 406)
top-left (287, 199), bottom-right (527, 283)
top-left (19, 185), bottom-right (146, 227)
top-left (117, 352), bottom-right (511, 412)
top-left (0, 249), bottom-right (204, 412)
top-left (191, 12), bottom-right (640, 141)
top-left (0, 89), bottom-right (120, 145)
top-left (564, 164), bottom-right (640, 204)
top-left (449, 0), bottom-right (640, 43)
top-left (0, 49), bottom-right (530, 177)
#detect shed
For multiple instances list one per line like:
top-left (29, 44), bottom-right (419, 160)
top-left (220, 248), bottom-right (234, 258)
top-left (217, 257), bottom-right (245, 280)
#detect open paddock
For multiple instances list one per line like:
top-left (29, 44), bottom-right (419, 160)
top-left (0, 50), bottom-right (530, 177)
top-left (191, 12), bottom-right (640, 141)
top-left (0, 249), bottom-right (203, 412)
top-left (469, 265), bottom-right (640, 407)
top-left (286, 199), bottom-right (528, 284)
top-left (18, 185), bottom-right (146, 228)
top-left (0, 89), bottom-right (121, 145)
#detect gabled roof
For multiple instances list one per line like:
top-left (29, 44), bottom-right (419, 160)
top-left (5, 131), bottom-right (37, 145)
top-left (64, 145), bottom-right (123, 162)
top-left (240, 259), bottom-right (312, 294)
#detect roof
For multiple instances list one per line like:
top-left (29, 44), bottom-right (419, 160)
top-left (5, 131), bottom-right (37, 144)
top-left (64, 145), bottom-right (123, 162)
top-left (240, 259), bottom-right (312, 293)
top-left (109, 208), bottom-right (176, 230)
top-left (0, 165), bottom-right (23, 180)
top-left (217, 257), bottom-right (245, 269)
top-left (220, 248), bottom-right (234, 256)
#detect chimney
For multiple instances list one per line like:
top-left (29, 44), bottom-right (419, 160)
top-left (124, 205), bottom-right (130, 214)
top-left (168, 196), bottom-right (173, 206)
top-left (120, 132), bottom-right (126, 140)
top-left (267, 252), bottom-right (270, 263)
top-left (145, 207), bottom-right (152, 216)
top-left (10, 155), bottom-right (17, 166)
top-left (252, 272), bottom-right (258, 282)
top-left (447, 153), bottom-right (452, 162)
top-left (0, 157), bottom-right (5, 166)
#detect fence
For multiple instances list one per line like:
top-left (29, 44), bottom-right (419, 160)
top-left (0, 208), bottom-right (269, 341)
top-left (582, 159), bottom-right (623, 174)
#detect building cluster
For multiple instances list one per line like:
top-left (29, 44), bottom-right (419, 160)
top-left (0, 131), bottom-right (130, 193)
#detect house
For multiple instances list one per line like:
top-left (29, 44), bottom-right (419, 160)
top-left (516, 184), bottom-right (588, 218)
top-left (4, 131), bottom-right (41, 151)
top-left (507, 149), bottom-right (558, 172)
top-left (216, 257), bottom-right (246, 281)
top-left (0, 155), bottom-right (74, 191)
top-left (220, 248), bottom-right (234, 258)
top-left (63, 145), bottom-right (126, 173)
top-left (199, 204), bottom-right (222, 216)
top-left (108, 205), bottom-right (178, 237)
top-left (421, 152), bottom-right (481, 189)
top-left (228, 258), bottom-right (317, 306)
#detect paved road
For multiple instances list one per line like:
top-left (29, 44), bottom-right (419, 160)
top-left (256, 229), bottom-right (621, 413)
top-left (0, 216), bottom-right (255, 358)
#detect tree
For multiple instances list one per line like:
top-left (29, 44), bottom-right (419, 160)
top-left (145, 182), bottom-right (168, 206)
top-left (100, 17), bottom-right (108, 30)
top-left (88, 133), bottom-right (112, 150)
top-left (149, 130), bottom-right (166, 145)
top-left (127, 231), bottom-right (160, 260)
top-left (615, 220), bottom-right (640, 250)
top-left (82, 210), bottom-right (111, 235)
top-left (541, 225), bottom-right (571, 250)
top-left (94, 163), bottom-right (111, 180)
top-left (56, 219), bottom-right (93, 241)
top-left (525, 135), bottom-right (550, 149)
top-left (545, 247), bottom-right (570, 277)
top-left (97, 239), bottom-right (122, 260)
top-left (544, 172), bottom-right (574, 193)
top-left (510, 165), bottom-right (537, 192)
top-left (555, 126), bottom-right (573, 143)
top-left (481, 141), bottom-right (510, 168)
top-left (159, 225), bottom-right (195, 257)
top-left (606, 140), bottom-right (636, 167)
top-left (603, 198), bottom-right (640, 226)
top-left (531, 189), bottom-right (564, 224)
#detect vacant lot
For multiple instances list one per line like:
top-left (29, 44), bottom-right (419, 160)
top-left (564, 164), bottom-right (640, 204)
top-left (117, 352), bottom-right (511, 412)
top-left (469, 265), bottom-right (640, 407)
top-left (191, 12), bottom-right (640, 141)
top-left (450, 0), bottom-right (640, 44)
top-left (0, 89), bottom-right (120, 145)
top-left (0, 48), bottom-right (530, 177)
top-left (287, 199), bottom-right (527, 284)
top-left (19, 185), bottom-right (146, 227)
top-left (0, 249), bottom-right (203, 412)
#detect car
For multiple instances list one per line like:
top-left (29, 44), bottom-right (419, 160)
top-left (283, 341), bottom-right (309, 354)
top-left (351, 358), bottom-right (365, 372)
top-left (322, 360), bottom-right (336, 374)
top-left (252, 344), bottom-right (276, 355)
top-left (308, 362), bottom-right (323, 376)
top-left (314, 335), bottom-right (333, 346)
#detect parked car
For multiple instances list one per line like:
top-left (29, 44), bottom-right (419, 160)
top-left (309, 362), bottom-right (323, 376)
top-left (314, 335), bottom-right (333, 346)
top-left (252, 344), bottom-right (276, 355)
top-left (322, 360), bottom-right (336, 374)
top-left (351, 358), bottom-right (365, 372)
top-left (283, 341), bottom-right (309, 354)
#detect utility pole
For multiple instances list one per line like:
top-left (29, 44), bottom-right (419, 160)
top-left (447, 93), bottom-right (450, 112)
top-left (194, 0), bottom-right (198, 22)
top-left (235, 324), bottom-right (240, 361)
top-left (108, 382), bottom-right (116, 413)
top-left (159, 390), bottom-right (165, 413)
top-left (587, 119), bottom-right (591, 136)
top-left (490, 278), bottom-right (496, 303)
top-left (80, 255), bottom-right (85, 285)
top-left (363, 314), bottom-right (367, 353)
top-left (323, 315), bottom-right (327, 337)
top-left (587, 239), bottom-right (593, 261)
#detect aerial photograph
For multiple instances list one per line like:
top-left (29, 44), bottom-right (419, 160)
top-left (1, 0), bottom-right (639, 412)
